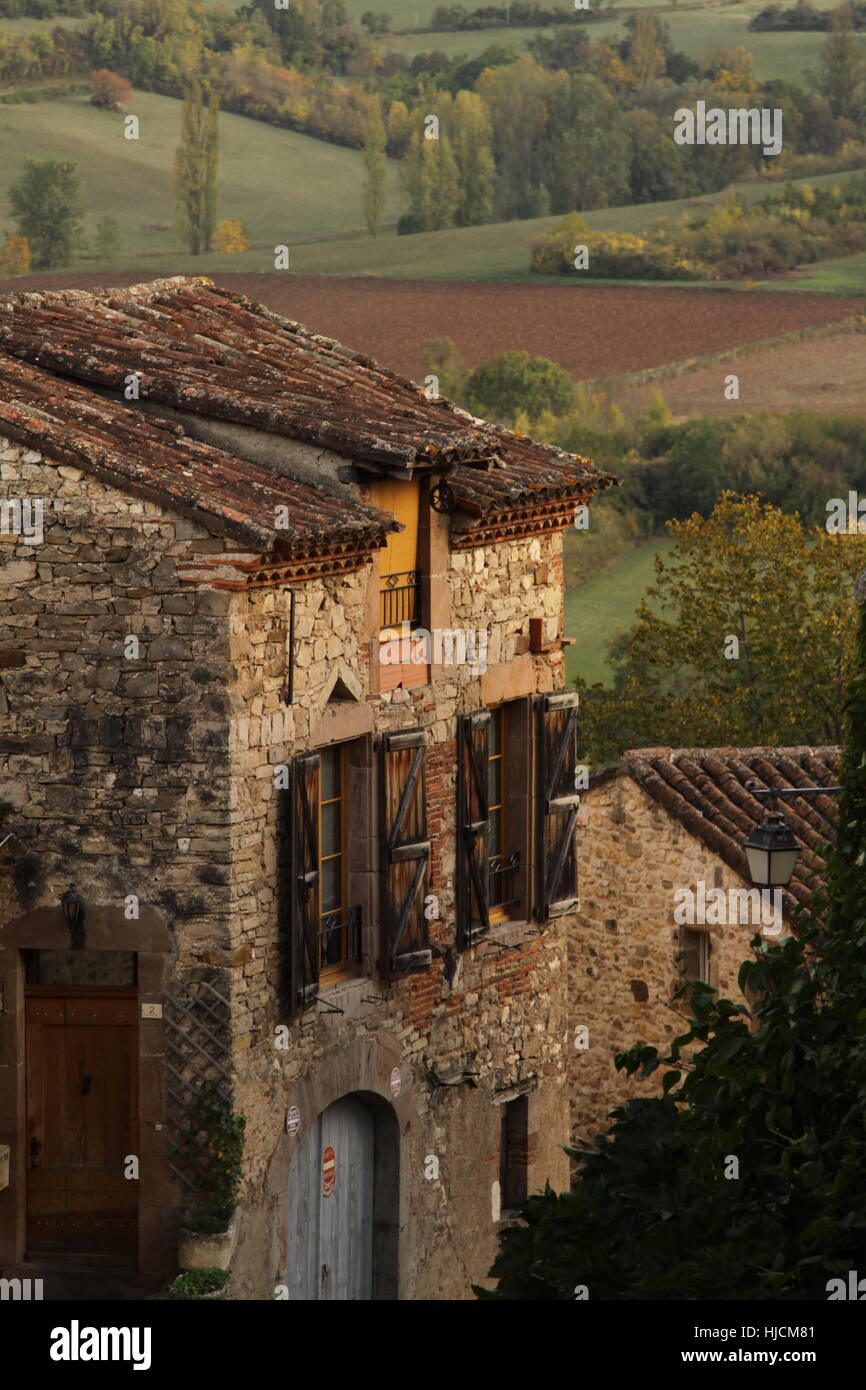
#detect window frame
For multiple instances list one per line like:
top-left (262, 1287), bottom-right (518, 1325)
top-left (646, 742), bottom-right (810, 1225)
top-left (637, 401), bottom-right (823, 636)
top-left (316, 742), bottom-right (353, 987)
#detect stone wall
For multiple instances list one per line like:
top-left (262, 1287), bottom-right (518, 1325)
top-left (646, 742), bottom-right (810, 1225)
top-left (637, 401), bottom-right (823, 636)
top-left (0, 434), bottom-right (239, 952)
top-left (226, 524), bottom-right (574, 1299)
top-left (571, 773), bottom-right (765, 1148)
top-left (1, 430), bottom-right (576, 1298)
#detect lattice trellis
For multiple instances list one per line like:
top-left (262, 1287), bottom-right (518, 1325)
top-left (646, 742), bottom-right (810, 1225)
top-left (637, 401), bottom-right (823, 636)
top-left (164, 972), bottom-right (233, 1194)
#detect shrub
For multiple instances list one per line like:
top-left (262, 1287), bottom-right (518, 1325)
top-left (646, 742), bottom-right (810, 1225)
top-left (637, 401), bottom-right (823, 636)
top-left (213, 218), bottom-right (249, 253)
top-left (170, 1268), bottom-right (229, 1297)
top-left (90, 69), bottom-right (133, 110)
top-left (0, 233), bottom-right (30, 276)
top-left (175, 1080), bottom-right (245, 1234)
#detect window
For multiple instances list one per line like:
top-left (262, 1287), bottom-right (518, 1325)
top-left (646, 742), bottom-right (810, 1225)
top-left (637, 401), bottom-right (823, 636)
top-left (317, 745), bottom-right (355, 983)
top-left (457, 703), bottom-right (528, 947)
top-left (488, 707), bottom-right (517, 923)
top-left (381, 728), bottom-right (430, 973)
top-left (680, 928), bottom-right (710, 985)
top-left (537, 691), bottom-right (580, 919)
top-left (284, 741), bottom-right (364, 1012)
top-left (500, 1095), bottom-right (529, 1210)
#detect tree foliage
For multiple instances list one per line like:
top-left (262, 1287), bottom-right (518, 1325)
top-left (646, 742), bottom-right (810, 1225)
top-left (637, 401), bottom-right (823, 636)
top-left (480, 575), bottom-right (866, 1299)
top-left (8, 158), bottom-right (83, 270)
top-left (175, 81), bottom-right (219, 255)
top-left (90, 67), bottom-right (132, 108)
top-left (578, 493), bottom-right (866, 763)
top-left (465, 350), bottom-right (575, 425)
top-left (0, 232), bottom-right (31, 276)
top-left (361, 99), bottom-right (387, 236)
top-left (93, 212), bottom-right (122, 262)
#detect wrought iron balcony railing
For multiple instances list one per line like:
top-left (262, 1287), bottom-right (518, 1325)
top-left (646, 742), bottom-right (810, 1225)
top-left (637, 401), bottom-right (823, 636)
top-left (489, 851), bottom-right (520, 912)
top-left (380, 570), bottom-right (420, 630)
top-left (318, 904), bottom-right (362, 971)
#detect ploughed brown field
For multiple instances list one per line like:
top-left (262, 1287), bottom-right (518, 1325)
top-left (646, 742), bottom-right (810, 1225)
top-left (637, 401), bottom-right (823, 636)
top-left (1, 271), bottom-right (863, 385)
top-left (618, 329), bottom-right (866, 421)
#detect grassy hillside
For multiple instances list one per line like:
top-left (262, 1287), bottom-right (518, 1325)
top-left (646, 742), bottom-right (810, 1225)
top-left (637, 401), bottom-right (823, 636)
top-left (769, 250), bottom-right (866, 294)
top-left (282, 169), bottom-right (862, 282)
top-left (381, 1), bottom-right (855, 82)
top-left (565, 537), bottom-right (676, 687)
top-left (0, 91), bottom-right (402, 264)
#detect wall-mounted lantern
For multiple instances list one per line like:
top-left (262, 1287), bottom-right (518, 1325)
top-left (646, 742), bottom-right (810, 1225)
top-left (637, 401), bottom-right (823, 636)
top-left (742, 781), bottom-right (843, 889)
top-left (60, 884), bottom-right (85, 949)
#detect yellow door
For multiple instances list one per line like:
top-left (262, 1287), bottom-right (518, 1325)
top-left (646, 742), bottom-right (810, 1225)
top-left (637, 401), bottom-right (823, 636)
top-left (375, 480), bottom-right (420, 629)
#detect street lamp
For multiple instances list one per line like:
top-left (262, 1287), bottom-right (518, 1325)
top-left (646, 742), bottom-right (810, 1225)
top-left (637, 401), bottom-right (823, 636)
top-left (742, 782), bottom-right (843, 889)
top-left (743, 811), bottom-right (801, 888)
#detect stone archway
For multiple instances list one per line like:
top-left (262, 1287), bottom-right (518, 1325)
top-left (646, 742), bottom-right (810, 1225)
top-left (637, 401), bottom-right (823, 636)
top-left (286, 1090), bottom-right (399, 1300)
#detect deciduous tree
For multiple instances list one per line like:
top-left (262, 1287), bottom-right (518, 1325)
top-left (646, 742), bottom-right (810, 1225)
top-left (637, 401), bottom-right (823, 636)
top-left (175, 81), bottom-right (219, 255)
top-left (8, 158), bottom-right (83, 270)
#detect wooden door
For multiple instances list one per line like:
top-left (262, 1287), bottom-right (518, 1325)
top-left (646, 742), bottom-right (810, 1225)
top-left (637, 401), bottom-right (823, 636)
top-left (287, 1096), bottom-right (374, 1300)
top-left (26, 990), bottom-right (138, 1260)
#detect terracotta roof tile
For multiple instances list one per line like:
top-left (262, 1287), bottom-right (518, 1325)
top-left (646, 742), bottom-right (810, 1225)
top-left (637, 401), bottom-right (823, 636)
top-left (0, 276), bottom-right (616, 512)
top-left (0, 349), bottom-right (394, 553)
top-left (592, 746), bottom-right (841, 917)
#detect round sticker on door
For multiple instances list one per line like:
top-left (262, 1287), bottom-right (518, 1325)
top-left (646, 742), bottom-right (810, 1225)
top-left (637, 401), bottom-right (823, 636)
top-left (322, 1145), bottom-right (336, 1198)
top-left (390, 1067), bottom-right (401, 1099)
top-left (285, 1105), bottom-right (301, 1138)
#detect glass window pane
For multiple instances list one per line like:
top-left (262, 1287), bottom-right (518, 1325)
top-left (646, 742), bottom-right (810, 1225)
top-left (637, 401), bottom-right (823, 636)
top-left (320, 913), bottom-right (343, 968)
top-left (488, 756), bottom-right (501, 810)
top-left (321, 801), bottom-right (341, 856)
top-left (321, 746), bottom-right (341, 801)
top-left (488, 709), bottom-right (500, 755)
top-left (321, 856), bottom-right (342, 915)
top-left (489, 807), bottom-right (501, 858)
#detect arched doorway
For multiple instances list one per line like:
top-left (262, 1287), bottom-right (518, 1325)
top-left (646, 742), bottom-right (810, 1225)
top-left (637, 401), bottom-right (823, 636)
top-left (286, 1092), bottom-right (398, 1300)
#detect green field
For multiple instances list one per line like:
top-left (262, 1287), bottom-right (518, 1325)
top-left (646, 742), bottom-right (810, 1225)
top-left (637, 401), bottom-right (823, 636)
top-left (0, 91), bottom-right (402, 264)
top-left (280, 169), bottom-right (860, 282)
top-left (768, 250), bottom-right (866, 295)
top-left (0, 14), bottom-right (87, 34)
top-left (380, 1), bottom-right (858, 82)
top-left (565, 537), bottom-right (676, 686)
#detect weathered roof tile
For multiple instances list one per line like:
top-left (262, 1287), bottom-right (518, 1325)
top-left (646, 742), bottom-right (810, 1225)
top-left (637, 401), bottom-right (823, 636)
top-left (592, 746), bottom-right (841, 917)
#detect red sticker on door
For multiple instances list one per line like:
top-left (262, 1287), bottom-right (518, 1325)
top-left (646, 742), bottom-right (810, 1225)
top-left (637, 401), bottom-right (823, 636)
top-left (322, 1145), bottom-right (336, 1198)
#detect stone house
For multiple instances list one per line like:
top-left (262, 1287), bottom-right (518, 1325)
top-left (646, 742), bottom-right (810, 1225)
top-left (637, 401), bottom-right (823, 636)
top-left (0, 277), bottom-right (614, 1299)
top-left (570, 746), bottom-right (839, 1149)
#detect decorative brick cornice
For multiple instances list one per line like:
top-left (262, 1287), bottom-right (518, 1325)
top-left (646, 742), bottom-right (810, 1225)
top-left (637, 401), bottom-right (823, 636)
top-left (177, 543), bottom-right (376, 589)
top-left (450, 497), bottom-right (583, 548)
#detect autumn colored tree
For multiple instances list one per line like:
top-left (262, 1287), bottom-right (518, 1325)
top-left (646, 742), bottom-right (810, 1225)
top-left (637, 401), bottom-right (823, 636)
top-left (90, 68), bottom-right (132, 109)
top-left (399, 104), bottom-right (460, 234)
top-left (385, 99), bottom-right (412, 158)
top-left (450, 90), bottom-right (495, 227)
top-left (0, 233), bottom-right (31, 277)
top-left (627, 12), bottom-right (666, 87)
top-left (577, 494), bottom-right (866, 765)
top-left (212, 219), bottom-right (249, 253)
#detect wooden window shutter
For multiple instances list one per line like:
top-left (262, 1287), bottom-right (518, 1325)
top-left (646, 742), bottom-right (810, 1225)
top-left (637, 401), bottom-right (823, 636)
top-left (457, 710), bottom-right (491, 949)
top-left (292, 751), bottom-right (321, 1011)
top-left (537, 691), bottom-right (580, 919)
top-left (381, 728), bottom-right (431, 973)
